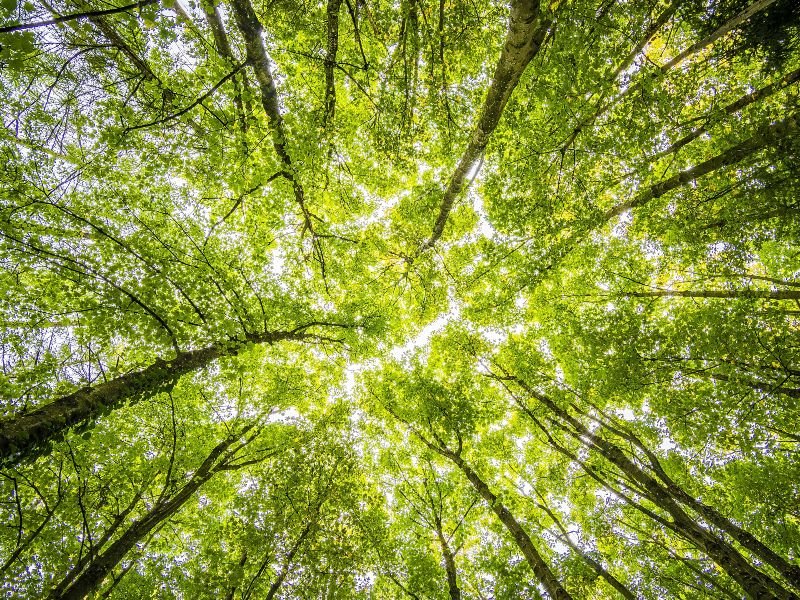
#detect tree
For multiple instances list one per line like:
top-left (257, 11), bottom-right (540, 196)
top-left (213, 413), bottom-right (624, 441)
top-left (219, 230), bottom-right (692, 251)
top-left (1, 0), bottom-right (799, 597)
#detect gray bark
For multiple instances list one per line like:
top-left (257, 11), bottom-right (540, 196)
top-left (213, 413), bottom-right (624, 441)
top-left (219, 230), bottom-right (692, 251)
top-left (417, 0), bottom-right (550, 255)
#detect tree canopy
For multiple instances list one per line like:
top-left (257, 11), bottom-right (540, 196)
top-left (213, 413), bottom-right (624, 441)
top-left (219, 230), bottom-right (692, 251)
top-left (0, 0), bottom-right (799, 597)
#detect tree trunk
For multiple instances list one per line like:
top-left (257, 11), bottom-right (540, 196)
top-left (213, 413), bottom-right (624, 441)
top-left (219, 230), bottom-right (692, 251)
top-left (435, 525), bottom-right (461, 600)
top-left (650, 66), bottom-right (800, 161)
top-left (323, 0), bottom-right (342, 126)
top-left (408, 425), bottom-right (573, 600)
top-left (511, 379), bottom-right (797, 600)
top-left (51, 430), bottom-right (248, 599)
top-left (0, 325), bottom-right (328, 465)
top-left (229, 0), bottom-right (317, 238)
top-left (559, 0), bottom-right (679, 153)
top-left (417, 0), bottom-right (550, 254)
top-left (624, 288), bottom-right (800, 300)
top-left (605, 114), bottom-right (798, 220)
top-left (48, 485), bottom-right (147, 597)
top-left (698, 371), bottom-right (800, 399)
top-left (562, 0), bottom-right (779, 152)
top-left (264, 522), bottom-right (313, 600)
top-left (224, 550), bottom-right (249, 600)
top-left (200, 0), bottom-right (248, 131)
top-left (535, 497), bottom-right (635, 599)
top-left (537, 114), bottom-right (797, 281)
top-left (449, 453), bottom-right (572, 600)
top-left (623, 422), bottom-right (800, 588)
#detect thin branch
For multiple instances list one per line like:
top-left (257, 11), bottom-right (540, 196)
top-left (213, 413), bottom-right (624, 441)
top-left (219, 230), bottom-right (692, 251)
top-left (126, 63), bottom-right (246, 132)
top-left (0, 0), bottom-right (159, 34)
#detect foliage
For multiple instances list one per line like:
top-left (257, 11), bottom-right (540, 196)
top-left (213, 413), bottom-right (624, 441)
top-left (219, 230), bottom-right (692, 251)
top-left (0, 0), bottom-right (798, 597)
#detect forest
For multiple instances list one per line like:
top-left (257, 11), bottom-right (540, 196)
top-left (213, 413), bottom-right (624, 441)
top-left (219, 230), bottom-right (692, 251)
top-left (0, 0), bottom-right (799, 596)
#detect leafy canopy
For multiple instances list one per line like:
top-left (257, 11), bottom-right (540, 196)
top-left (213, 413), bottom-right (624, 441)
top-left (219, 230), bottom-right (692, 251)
top-left (0, 0), bottom-right (799, 597)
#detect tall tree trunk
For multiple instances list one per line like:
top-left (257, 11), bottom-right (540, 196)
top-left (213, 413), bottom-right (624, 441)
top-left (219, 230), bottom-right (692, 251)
top-left (417, 0), bottom-right (550, 255)
top-left (51, 427), bottom-right (254, 599)
top-left (508, 377), bottom-right (798, 600)
top-left (536, 114), bottom-right (797, 282)
top-left (434, 523), bottom-right (461, 600)
top-left (692, 370), bottom-right (800, 399)
top-left (0, 324), bottom-right (339, 465)
top-left (323, 0), bottom-right (342, 126)
top-left (605, 114), bottom-right (798, 220)
top-left (224, 550), bottom-right (249, 600)
top-left (0, 0), bottom-right (159, 34)
top-left (229, 0), bottom-right (319, 242)
top-left (264, 522), bottom-right (313, 600)
top-left (624, 288), bottom-right (800, 300)
top-left (595, 409), bottom-right (800, 588)
top-left (48, 485), bottom-right (147, 597)
top-left (561, 0), bottom-right (779, 152)
top-left (447, 452), bottom-right (572, 600)
top-left (649, 66), bottom-right (800, 161)
top-left (200, 0), bottom-right (248, 131)
top-left (535, 496), bottom-right (636, 599)
top-left (559, 0), bottom-right (679, 153)
top-left (402, 422), bottom-right (573, 600)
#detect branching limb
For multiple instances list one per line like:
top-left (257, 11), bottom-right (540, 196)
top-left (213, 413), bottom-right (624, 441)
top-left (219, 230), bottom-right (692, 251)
top-left (0, 0), bottom-right (159, 34)
top-left (126, 62), bottom-right (246, 131)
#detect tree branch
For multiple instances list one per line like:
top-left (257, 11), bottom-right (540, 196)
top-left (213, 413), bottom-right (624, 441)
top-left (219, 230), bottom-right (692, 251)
top-left (0, 0), bottom-right (159, 34)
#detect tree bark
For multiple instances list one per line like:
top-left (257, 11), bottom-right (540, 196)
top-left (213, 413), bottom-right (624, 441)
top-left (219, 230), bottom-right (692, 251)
top-left (510, 378), bottom-right (798, 600)
top-left (650, 66), bottom-right (800, 161)
top-left (48, 485), bottom-right (147, 597)
top-left (200, 0), bottom-right (249, 131)
top-left (224, 550), bottom-right (249, 600)
top-left (323, 0), bottom-right (343, 126)
top-left (447, 452), bottom-right (572, 600)
top-left (0, 0), bottom-right (159, 34)
top-left (0, 323), bottom-right (341, 465)
top-left (535, 497), bottom-right (635, 599)
top-left (624, 288), bottom-right (800, 301)
top-left (559, 0), bottom-right (679, 153)
top-left (581, 397), bottom-right (800, 589)
top-left (405, 423), bottom-right (573, 600)
top-left (561, 0), bottom-right (779, 151)
top-left (435, 524), bottom-right (461, 600)
top-left (687, 370), bottom-right (800, 399)
top-left (264, 522), bottom-right (313, 600)
top-left (229, 0), bottom-right (318, 239)
top-left (605, 114), bottom-right (798, 220)
top-left (51, 428), bottom-right (254, 599)
top-left (660, 0), bottom-right (778, 73)
top-left (534, 115), bottom-right (797, 283)
top-left (417, 0), bottom-right (550, 255)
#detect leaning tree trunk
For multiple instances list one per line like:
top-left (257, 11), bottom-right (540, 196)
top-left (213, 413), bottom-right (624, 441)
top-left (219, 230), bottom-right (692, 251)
top-left (510, 378), bottom-right (798, 600)
top-left (538, 114), bottom-right (798, 278)
top-left (434, 521), bottom-right (461, 600)
top-left (264, 522), bottom-right (314, 600)
top-left (417, 0), bottom-right (551, 254)
top-left (535, 496), bottom-right (635, 599)
top-left (560, 0), bottom-right (779, 153)
top-left (229, 0), bottom-right (318, 237)
top-left (624, 288), bottom-right (800, 300)
top-left (323, 0), bottom-right (342, 126)
top-left (409, 426), bottom-right (573, 600)
top-left (449, 453), bottom-right (572, 600)
top-left (0, 325), bottom-right (332, 466)
top-left (599, 410), bottom-right (800, 589)
top-left (51, 428), bottom-right (252, 599)
top-left (604, 114), bottom-right (798, 221)
top-left (649, 66), bottom-right (800, 162)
